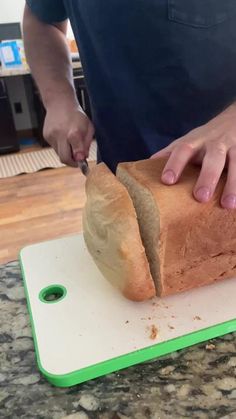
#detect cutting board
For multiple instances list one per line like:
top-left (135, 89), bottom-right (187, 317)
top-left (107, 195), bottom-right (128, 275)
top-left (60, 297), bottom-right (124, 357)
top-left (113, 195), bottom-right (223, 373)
top-left (20, 234), bottom-right (236, 387)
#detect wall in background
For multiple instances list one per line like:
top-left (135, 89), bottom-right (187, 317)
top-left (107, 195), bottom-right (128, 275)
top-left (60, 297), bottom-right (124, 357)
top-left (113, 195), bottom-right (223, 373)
top-left (0, 0), bottom-right (25, 24)
top-left (0, 0), bottom-right (75, 131)
top-left (0, 0), bottom-right (75, 37)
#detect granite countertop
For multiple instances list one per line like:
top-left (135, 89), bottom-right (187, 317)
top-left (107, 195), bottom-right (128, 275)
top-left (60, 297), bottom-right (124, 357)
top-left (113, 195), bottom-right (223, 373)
top-left (1, 261), bottom-right (236, 419)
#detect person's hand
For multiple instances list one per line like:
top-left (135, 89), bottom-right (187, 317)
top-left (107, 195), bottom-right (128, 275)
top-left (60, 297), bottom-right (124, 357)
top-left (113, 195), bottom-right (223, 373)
top-left (151, 103), bottom-right (236, 209)
top-left (43, 101), bottom-right (94, 167)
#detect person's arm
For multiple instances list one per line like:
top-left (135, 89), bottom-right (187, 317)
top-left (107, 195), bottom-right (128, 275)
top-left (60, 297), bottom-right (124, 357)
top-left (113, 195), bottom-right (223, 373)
top-left (23, 4), bottom-right (94, 166)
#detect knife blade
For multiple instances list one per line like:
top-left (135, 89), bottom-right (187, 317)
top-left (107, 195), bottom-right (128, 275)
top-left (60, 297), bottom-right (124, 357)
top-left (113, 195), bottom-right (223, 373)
top-left (77, 159), bottom-right (90, 177)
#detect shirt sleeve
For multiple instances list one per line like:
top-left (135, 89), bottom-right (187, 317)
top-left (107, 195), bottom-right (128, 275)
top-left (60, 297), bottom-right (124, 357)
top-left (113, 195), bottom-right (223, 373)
top-left (26, 0), bottom-right (68, 23)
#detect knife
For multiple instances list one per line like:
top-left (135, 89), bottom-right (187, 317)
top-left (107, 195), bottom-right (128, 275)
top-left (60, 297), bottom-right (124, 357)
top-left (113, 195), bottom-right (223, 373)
top-left (77, 159), bottom-right (90, 177)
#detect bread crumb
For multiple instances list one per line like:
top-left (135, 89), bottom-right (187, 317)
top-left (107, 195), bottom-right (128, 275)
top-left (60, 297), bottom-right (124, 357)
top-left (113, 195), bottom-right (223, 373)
top-left (149, 325), bottom-right (158, 340)
top-left (171, 315), bottom-right (176, 319)
top-left (206, 343), bottom-right (216, 351)
top-left (168, 324), bottom-right (175, 330)
top-left (125, 320), bottom-right (129, 324)
top-left (193, 316), bottom-right (202, 321)
top-left (148, 317), bottom-right (151, 320)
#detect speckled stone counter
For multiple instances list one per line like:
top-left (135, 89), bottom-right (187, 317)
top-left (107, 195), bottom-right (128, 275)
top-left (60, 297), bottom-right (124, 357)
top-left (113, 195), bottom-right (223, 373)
top-left (1, 261), bottom-right (236, 419)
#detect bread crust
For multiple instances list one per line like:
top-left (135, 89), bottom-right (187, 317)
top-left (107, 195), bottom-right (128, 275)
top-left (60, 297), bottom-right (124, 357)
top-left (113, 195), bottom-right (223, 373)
top-left (119, 158), bottom-right (236, 296)
top-left (82, 163), bottom-right (156, 301)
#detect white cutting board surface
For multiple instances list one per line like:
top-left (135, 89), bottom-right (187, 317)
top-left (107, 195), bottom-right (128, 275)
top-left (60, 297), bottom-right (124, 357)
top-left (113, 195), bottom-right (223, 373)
top-left (20, 234), bottom-right (236, 381)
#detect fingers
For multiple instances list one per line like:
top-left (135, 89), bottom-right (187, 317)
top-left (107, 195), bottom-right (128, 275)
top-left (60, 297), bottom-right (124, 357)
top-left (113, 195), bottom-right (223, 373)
top-left (221, 147), bottom-right (236, 209)
top-left (69, 129), bottom-right (86, 161)
top-left (151, 146), bottom-right (173, 160)
top-left (161, 143), bottom-right (195, 185)
top-left (84, 122), bottom-right (95, 157)
top-left (193, 143), bottom-right (226, 203)
top-left (69, 122), bottom-right (95, 162)
top-left (68, 124), bottom-right (93, 161)
top-left (58, 139), bottom-right (77, 167)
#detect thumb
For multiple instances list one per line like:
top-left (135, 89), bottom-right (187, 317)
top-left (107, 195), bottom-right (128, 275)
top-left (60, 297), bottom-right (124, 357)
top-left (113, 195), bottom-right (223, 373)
top-left (68, 131), bottom-right (86, 162)
top-left (83, 122), bottom-right (95, 157)
top-left (72, 123), bottom-right (95, 161)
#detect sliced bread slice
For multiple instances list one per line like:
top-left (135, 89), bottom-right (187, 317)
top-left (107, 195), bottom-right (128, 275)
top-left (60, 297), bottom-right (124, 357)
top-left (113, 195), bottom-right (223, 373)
top-left (82, 163), bottom-right (156, 301)
top-left (117, 161), bottom-right (162, 295)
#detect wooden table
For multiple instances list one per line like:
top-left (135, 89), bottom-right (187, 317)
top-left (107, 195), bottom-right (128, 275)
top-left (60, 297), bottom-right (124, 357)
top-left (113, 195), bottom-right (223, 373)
top-left (0, 162), bottom-right (95, 265)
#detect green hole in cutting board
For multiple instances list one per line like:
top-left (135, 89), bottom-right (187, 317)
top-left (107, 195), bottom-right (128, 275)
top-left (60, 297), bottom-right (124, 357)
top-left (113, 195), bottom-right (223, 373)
top-left (39, 284), bottom-right (67, 304)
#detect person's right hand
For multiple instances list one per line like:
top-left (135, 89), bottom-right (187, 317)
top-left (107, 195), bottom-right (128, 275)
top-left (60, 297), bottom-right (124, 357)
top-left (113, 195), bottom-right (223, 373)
top-left (43, 101), bottom-right (95, 167)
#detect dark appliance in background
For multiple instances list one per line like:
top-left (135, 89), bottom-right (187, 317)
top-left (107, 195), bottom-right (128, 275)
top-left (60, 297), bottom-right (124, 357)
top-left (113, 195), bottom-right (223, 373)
top-left (0, 22), bottom-right (22, 154)
top-left (0, 79), bottom-right (19, 154)
top-left (73, 68), bottom-right (92, 121)
top-left (0, 22), bottom-right (22, 41)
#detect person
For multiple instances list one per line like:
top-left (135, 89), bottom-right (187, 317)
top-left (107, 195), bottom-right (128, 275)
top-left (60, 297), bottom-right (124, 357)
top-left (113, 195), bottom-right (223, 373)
top-left (23, 1), bottom-right (236, 208)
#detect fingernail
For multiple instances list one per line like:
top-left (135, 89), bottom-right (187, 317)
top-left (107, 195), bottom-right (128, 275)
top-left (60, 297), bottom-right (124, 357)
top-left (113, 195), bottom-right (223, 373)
top-left (222, 194), bottom-right (236, 209)
top-left (195, 187), bottom-right (211, 202)
top-left (162, 170), bottom-right (176, 185)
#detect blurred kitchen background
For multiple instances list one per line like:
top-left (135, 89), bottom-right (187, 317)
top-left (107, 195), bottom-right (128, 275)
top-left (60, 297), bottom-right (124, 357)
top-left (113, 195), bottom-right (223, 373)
top-left (0, 1), bottom-right (97, 266)
top-left (0, 0), bottom-right (92, 155)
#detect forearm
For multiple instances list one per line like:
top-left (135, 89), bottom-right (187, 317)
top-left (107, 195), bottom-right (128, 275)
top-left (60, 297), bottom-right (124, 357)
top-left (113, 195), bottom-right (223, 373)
top-left (23, 5), bottom-right (79, 109)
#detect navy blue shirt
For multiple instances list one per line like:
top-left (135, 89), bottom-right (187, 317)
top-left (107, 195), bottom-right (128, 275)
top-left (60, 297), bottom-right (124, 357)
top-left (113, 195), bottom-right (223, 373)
top-left (27, 0), bottom-right (236, 171)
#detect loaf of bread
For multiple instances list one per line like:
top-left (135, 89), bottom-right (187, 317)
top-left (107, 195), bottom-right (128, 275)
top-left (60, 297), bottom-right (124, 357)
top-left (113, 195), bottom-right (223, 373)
top-left (82, 163), bottom-right (156, 301)
top-left (83, 158), bottom-right (236, 300)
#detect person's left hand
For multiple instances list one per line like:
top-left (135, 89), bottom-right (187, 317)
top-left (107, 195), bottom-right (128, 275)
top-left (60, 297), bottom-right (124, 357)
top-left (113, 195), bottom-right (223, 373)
top-left (151, 103), bottom-right (236, 209)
